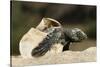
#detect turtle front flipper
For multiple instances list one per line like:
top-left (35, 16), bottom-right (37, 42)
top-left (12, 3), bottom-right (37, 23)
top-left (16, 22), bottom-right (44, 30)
top-left (31, 27), bottom-right (62, 57)
top-left (31, 37), bottom-right (52, 57)
top-left (63, 41), bottom-right (71, 51)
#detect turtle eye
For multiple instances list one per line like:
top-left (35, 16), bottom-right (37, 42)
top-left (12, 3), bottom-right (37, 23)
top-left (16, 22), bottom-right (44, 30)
top-left (76, 31), bottom-right (84, 40)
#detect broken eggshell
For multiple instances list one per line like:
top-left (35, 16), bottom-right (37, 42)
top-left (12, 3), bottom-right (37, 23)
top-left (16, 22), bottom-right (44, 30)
top-left (19, 28), bottom-right (48, 58)
top-left (36, 18), bottom-right (62, 31)
top-left (19, 18), bottom-right (63, 58)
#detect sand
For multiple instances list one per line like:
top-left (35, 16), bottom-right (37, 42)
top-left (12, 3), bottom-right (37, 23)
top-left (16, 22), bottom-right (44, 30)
top-left (12, 27), bottom-right (97, 67)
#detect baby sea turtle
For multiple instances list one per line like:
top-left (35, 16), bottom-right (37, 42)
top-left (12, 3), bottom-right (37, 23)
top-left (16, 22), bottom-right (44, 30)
top-left (31, 18), bottom-right (87, 57)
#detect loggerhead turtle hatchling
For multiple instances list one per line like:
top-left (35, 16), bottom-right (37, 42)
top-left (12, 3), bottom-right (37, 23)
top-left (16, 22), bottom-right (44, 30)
top-left (31, 18), bottom-right (87, 57)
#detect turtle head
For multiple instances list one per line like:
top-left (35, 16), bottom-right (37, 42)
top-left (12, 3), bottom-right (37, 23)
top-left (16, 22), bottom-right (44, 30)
top-left (70, 28), bottom-right (87, 42)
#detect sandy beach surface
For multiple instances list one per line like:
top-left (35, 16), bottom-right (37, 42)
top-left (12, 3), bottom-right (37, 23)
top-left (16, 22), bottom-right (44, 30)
top-left (11, 40), bottom-right (96, 67)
